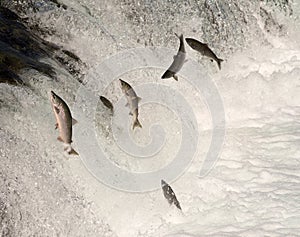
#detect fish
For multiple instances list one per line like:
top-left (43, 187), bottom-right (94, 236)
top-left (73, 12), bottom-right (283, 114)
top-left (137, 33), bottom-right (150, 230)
top-left (50, 90), bottom-right (78, 155)
top-left (100, 96), bottom-right (114, 113)
top-left (161, 179), bottom-right (182, 210)
top-left (161, 33), bottom-right (186, 81)
top-left (119, 79), bottom-right (142, 130)
top-left (185, 37), bottom-right (224, 70)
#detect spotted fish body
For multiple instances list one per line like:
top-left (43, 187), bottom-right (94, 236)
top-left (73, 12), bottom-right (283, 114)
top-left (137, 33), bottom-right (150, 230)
top-left (161, 34), bottom-right (186, 81)
top-left (185, 37), bottom-right (223, 70)
top-left (50, 91), bottom-right (78, 155)
top-left (161, 179), bottom-right (182, 210)
top-left (119, 79), bottom-right (142, 130)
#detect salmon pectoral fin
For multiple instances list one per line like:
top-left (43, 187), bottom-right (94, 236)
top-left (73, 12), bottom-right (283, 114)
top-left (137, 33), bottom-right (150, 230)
top-left (55, 123), bottom-right (58, 130)
top-left (129, 111), bottom-right (133, 116)
top-left (57, 136), bottom-right (64, 142)
top-left (72, 118), bottom-right (78, 126)
top-left (173, 74), bottom-right (178, 81)
top-left (54, 106), bottom-right (60, 114)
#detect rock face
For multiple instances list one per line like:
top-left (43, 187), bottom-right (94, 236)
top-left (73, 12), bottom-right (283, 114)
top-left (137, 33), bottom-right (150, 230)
top-left (0, 7), bottom-right (55, 85)
top-left (0, 5), bottom-right (85, 86)
top-left (0, 128), bottom-right (116, 236)
top-left (0, 0), bottom-right (292, 84)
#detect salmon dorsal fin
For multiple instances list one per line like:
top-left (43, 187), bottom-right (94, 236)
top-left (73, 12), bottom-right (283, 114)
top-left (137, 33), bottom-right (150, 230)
top-left (72, 118), bottom-right (78, 126)
top-left (132, 96), bottom-right (142, 103)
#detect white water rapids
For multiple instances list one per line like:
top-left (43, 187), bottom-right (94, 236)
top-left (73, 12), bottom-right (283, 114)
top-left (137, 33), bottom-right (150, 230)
top-left (0, 0), bottom-right (300, 236)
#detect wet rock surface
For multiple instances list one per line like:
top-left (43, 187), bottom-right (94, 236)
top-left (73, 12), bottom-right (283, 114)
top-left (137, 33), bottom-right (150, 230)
top-left (0, 5), bottom-right (85, 86)
top-left (0, 128), bottom-right (116, 236)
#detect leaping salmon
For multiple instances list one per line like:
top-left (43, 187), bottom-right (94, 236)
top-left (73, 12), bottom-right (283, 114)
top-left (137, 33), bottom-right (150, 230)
top-left (50, 90), bottom-right (78, 155)
top-left (119, 79), bottom-right (142, 130)
top-left (161, 33), bottom-right (186, 81)
top-left (185, 37), bottom-right (224, 70)
top-left (100, 95), bottom-right (114, 114)
top-left (161, 179), bottom-right (182, 210)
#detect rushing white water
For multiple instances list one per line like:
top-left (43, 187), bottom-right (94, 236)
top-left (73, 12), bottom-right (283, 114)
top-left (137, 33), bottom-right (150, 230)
top-left (1, 0), bottom-right (300, 236)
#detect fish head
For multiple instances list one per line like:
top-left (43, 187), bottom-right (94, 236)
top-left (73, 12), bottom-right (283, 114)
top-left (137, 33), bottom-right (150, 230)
top-left (119, 79), bottom-right (131, 92)
top-left (185, 38), bottom-right (196, 49)
top-left (50, 90), bottom-right (62, 107)
top-left (99, 96), bottom-right (106, 102)
top-left (161, 70), bottom-right (174, 79)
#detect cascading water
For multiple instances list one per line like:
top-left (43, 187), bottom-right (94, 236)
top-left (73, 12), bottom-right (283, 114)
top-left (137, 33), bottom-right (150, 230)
top-left (0, 0), bottom-right (300, 236)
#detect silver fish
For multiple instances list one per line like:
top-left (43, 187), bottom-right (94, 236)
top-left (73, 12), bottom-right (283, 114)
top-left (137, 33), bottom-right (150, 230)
top-left (50, 90), bottom-right (78, 155)
top-left (161, 33), bottom-right (186, 81)
top-left (185, 37), bottom-right (223, 70)
top-left (119, 79), bottom-right (142, 130)
top-left (161, 179), bottom-right (182, 210)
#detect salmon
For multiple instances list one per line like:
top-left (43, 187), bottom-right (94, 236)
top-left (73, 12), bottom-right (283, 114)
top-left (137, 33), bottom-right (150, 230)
top-left (50, 90), bottom-right (78, 155)
top-left (119, 79), bottom-right (142, 130)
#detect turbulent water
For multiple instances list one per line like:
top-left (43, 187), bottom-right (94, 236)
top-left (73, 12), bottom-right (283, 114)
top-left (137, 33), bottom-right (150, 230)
top-left (0, 0), bottom-right (300, 236)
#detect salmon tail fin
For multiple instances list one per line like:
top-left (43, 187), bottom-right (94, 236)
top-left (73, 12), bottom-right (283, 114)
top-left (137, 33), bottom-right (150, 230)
top-left (69, 148), bottom-right (79, 156)
top-left (217, 58), bottom-right (224, 70)
top-left (174, 33), bottom-right (183, 41)
top-left (132, 118), bottom-right (142, 130)
top-left (64, 145), bottom-right (79, 156)
top-left (174, 199), bottom-right (182, 211)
